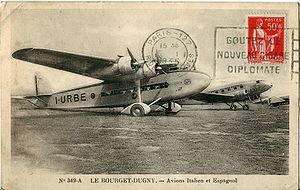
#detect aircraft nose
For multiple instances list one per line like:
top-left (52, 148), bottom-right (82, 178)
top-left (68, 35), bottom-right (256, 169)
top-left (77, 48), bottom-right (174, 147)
top-left (265, 82), bottom-right (273, 90)
top-left (192, 71), bottom-right (211, 92)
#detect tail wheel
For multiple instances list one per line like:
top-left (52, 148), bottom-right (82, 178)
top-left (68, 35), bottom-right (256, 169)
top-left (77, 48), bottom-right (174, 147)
top-left (230, 104), bottom-right (237, 111)
top-left (242, 105), bottom-right (249, 110)
top-left (130, 104), bottom-right (145, 117)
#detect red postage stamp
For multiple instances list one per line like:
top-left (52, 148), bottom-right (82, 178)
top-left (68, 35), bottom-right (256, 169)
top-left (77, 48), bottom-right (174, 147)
top-left (248, 17), bottom-right (284, 64)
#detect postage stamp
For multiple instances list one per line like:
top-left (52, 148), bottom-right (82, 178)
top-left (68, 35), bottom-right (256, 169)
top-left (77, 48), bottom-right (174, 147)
top-left (248, 17), bottom-right (285, 64)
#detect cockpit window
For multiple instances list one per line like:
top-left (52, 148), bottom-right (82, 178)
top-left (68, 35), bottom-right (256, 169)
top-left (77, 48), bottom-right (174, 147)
top-left (256, 80), bottom-right (260, 83)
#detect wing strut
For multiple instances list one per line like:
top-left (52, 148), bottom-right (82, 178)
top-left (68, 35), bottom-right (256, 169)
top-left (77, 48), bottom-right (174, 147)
top-left (34, 75), bottom-right (39, 96)
top-left (135, 80), bottom-right (142, 103)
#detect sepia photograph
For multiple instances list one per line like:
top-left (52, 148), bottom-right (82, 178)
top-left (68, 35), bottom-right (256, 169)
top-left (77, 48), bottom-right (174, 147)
top-left (1, 2), bottom-right (298, 190)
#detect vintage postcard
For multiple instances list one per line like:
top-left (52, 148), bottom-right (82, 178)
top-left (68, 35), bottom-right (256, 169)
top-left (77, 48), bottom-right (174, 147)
top-left (0, 2), bottom-right (299, 190)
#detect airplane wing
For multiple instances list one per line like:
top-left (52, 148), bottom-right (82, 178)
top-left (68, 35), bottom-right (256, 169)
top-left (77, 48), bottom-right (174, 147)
top-left (190, 92), bottom-right (234, 103)
top-left (12, 48), bottom-right (118, 79)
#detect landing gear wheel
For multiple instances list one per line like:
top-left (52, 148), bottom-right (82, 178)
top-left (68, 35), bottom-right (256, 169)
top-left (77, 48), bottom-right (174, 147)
top-left (230, 104), bottom-right (237, 111)
top-left (130, 104), bottom-right (145, 117)
top-left (164, 102), bottom-right (182, 115)
top-left (242, 104), bottom-right (249, 110)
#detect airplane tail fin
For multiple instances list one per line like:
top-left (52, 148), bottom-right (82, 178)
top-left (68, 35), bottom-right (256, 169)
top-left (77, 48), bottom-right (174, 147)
top-left (33, 72), bottom-right (54, 96)
top-left (24, 73), bottom-right (54, 108)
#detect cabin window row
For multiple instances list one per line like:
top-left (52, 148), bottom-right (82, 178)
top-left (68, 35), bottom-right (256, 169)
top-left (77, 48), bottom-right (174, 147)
top-left (100, 82), bottom-right (169, 97)
top-left (213, 85), bottom-right (244, 93)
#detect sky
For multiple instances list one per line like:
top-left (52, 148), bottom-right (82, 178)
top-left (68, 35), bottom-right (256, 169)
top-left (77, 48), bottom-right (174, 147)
top-left (8, 5), bottom-right (298, 96)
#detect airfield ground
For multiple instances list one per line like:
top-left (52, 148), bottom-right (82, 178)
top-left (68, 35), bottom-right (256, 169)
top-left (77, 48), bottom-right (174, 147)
top-left (11, 99), bottom-right (289, 174)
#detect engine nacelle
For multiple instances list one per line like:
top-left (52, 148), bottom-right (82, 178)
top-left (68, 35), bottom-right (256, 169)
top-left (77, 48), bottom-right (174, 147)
top-left (136, 60), bottom-right (157, 79)
top-left (117, 56), bottom-right (136, 74)
top-left (113, 58), bottom-right (158, 81)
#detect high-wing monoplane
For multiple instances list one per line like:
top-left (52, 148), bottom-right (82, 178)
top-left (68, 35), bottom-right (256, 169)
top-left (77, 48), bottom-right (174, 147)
top-left (12, 48), bottom-right (211, 116)
top-left (180, 80), bottom-right (272, 110)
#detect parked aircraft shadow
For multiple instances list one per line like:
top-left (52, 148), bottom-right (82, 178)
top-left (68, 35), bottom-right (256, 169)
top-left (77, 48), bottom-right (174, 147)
top-left (184, 108), bottom-right (255, 111)
top-left (13, 108), bottom-right (193, 119)
top-left (12, 108), bottom-right (122, 119)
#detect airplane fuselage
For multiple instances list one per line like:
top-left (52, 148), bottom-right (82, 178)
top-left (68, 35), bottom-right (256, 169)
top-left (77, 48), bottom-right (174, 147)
top-left (203, 80), bottom-right (272, 103)
top-left (36, 71), bottom-right (211, 109)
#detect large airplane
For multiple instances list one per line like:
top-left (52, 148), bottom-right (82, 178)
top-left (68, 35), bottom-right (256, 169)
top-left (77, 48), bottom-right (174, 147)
top-left (12, 48), bottom-right (211, 116)
top-left (180, 79), bottom-right (272, 110)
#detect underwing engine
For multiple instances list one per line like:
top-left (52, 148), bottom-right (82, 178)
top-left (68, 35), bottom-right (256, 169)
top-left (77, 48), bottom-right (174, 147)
top-left (117, 56), bottom-right (137, 74)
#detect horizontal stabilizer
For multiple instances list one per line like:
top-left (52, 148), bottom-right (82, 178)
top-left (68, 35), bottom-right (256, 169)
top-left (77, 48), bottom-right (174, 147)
top-left (24, 95), bottom-right (51, 108)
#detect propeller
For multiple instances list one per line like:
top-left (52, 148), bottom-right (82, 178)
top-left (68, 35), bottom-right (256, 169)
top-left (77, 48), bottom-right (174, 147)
top-left (127, 48), bottom-right (137, 63)
top-left (154, 50), bottom-right (166, 74)
top-left (126, 48), bottom-right (166, 75)
top-left (127, 48), bottom-right (144, 71)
